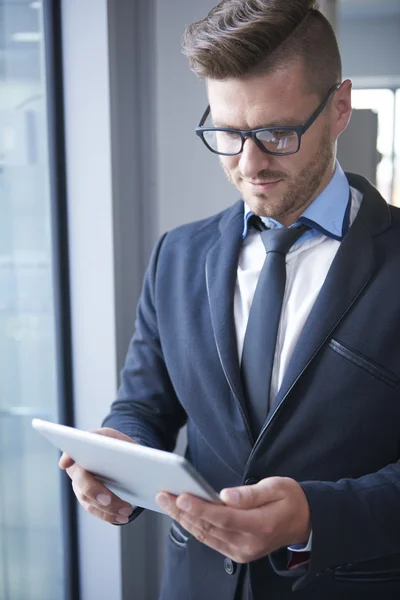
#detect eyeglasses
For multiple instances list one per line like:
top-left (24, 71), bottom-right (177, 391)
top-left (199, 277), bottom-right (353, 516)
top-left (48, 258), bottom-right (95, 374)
top-left (195, 84), bottom-right (341, 157)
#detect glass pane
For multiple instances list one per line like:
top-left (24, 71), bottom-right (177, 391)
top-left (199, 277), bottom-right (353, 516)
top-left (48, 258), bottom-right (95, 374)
top-left (394, 90), bottom-right (400, 208)
top-left (352, 89), bottom-right (395, 203)
top-left (0, 2), bottom-right (66, 599)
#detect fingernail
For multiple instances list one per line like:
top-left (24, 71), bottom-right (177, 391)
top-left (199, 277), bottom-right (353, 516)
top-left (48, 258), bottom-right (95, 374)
top-left (118, 506), bottom-right (133, 517)
top-left (97, 494), bottom-right (111, 506)
top-left (115, 516), bottom-right (129, 524)
top-left (157, 494), bottom-right (170, 510)
top-left (220, 490), bottom-right (240, 504)
top-left (177, 496), bottom-right (191, 511)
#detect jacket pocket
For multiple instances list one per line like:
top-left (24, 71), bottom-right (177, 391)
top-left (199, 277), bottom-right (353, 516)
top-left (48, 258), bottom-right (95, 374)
top-left (333, 566), bottom-right (400, 584)
top-left (329, 339), bottom-right (399, 388)
top-left (168, 522), bottom-right (190, 549)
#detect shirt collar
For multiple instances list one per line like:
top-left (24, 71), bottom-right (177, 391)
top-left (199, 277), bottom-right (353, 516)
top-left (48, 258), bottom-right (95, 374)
top-left (242, 161), bottom-right (351, 240)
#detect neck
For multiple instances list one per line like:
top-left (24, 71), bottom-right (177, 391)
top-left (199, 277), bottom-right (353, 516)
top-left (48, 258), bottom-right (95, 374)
top-left (276, 162), bottom-right (337, 227)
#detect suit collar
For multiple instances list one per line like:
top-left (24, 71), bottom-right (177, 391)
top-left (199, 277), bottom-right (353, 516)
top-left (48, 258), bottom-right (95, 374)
top-left (243, 161), bottom-right (351, 241)
top-left (219, 172), bottom-right (391, 240)
top-left (218, 199), bottom-right (245, 234)
top-left (346, 172), bottom-right (391, 237)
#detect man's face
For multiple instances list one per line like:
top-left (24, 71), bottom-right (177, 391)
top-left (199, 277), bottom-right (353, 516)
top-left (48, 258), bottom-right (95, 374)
top-left (206, 62), bottom-right (351, 225)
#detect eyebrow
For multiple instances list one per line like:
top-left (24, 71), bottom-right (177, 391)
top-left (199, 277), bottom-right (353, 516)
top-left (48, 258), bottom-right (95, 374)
top-left (211, 118), bottom-right (303, 129)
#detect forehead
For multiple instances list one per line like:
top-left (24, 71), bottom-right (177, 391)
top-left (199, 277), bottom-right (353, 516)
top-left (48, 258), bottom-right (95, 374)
top-left (206, 64), bottom-right (317, 128)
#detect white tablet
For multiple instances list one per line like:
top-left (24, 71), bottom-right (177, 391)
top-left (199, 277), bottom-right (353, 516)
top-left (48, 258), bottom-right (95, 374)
top-left (32, 419), bottom-right (221, 513)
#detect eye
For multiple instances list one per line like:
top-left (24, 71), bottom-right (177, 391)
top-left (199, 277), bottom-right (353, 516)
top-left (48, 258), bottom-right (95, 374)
top-left (270, 129), bottom-right (296, 140)
top-left (256, 128), bottom-right (299, 153)
top-left (220, 130), bottom-right (239, 138)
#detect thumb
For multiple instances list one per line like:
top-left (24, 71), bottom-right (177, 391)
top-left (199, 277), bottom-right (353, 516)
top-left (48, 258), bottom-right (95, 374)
top-left (219, 477), bottom-right (284, 509)
top-left (89, 427), bottom-right (138, 444)
top-left (59, 452), bottom-right (75, 470)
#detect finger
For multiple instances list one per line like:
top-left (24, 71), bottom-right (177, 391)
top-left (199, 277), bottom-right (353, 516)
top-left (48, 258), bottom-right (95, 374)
top-left (80, 498), bottom-right (131, 525)
top-left (72, 481), bottom-right (133, 521)
top-left (176, 513), bottom-right (243, 559)
top-left (159, 492), bottom-right (248, 533)
top-left (59, 429), bottom-right (137, 470)
top-left (182, 519), bottom-right (238, 559)
top-left (68, 465), bottom-right (133, 515)
top-left (178, 513), bottom-right (264, 563)
top-left (219, 477), bottom-right (285, 509)
top-left (59, 452), bottom-right (74, 469)
top-left (170, 509), bottom-right (254, 564)
top-left (177, 510), bottom-right (244, 547)
top-left (156, 492), bottom-right (178, 514)
top-left (89, 428), bottom-right (138, 444)
top-left (157, 493), bottom-right (232, 542)
top-left (156, 493), bottom-right (259, 562)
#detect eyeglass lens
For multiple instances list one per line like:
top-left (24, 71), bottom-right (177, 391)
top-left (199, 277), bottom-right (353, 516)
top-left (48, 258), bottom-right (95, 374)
top-left (202, 128), bottom-right (300, 155)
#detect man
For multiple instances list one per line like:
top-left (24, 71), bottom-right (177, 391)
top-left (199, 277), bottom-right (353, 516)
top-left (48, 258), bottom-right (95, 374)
top-left (60, 1), bottom-right (400, 598)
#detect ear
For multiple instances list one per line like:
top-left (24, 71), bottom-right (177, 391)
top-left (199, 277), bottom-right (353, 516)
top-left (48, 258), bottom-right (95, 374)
top-left (332, 79), bottom-right (353, 138)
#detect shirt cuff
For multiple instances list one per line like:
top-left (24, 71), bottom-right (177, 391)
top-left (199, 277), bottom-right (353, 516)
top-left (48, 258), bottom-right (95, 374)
top-left (288, 530), bottom-right (313, 552)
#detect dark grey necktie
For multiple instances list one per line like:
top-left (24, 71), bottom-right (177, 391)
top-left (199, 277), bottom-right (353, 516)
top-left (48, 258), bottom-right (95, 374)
top-left (241, 220), bottom-right (308, 437)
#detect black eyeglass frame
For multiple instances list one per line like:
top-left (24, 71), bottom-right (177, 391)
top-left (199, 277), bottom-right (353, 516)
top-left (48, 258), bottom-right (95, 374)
top-left (195, 83), bottom-right (341, 157)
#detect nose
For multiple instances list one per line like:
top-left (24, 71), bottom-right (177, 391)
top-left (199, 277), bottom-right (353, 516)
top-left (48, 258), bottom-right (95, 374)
top-left (238, 137), bottom-right (272, 180)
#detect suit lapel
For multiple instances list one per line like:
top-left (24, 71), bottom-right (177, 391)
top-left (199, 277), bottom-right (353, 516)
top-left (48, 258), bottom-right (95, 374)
top-left (205, 202), bottom-right (254, 446)
top-left (268, 174), bottom-right (391, 418)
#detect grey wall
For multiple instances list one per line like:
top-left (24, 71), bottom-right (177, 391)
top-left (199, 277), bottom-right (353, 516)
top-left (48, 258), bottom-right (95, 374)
top-left (61, 1), bottom-right (122, 599)
top-left (155, 0), bottom-right (238, 235)
top-left (339, 17), bottom-right (400, 80)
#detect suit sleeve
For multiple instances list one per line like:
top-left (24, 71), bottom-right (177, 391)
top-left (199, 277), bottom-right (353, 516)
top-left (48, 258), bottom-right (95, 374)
top-left (102, 232), bottom-right (187, 452)
top-left (270, 461), bottom-right (400, 590)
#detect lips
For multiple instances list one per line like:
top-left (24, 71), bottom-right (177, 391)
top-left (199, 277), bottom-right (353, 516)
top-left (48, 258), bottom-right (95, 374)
top-left (247, 179), bottom-right (282, 190)
top-left (251, 180), bottom-right (280, 185)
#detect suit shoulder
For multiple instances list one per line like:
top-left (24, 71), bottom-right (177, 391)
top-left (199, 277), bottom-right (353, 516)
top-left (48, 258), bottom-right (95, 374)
top-left (162, 200), bottom-right (243, 245)
top-left (389, 204), bottom-right (400, 226)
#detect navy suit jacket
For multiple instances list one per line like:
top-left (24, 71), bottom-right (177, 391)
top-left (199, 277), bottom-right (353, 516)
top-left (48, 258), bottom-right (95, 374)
top-left (103, 173), bottom-right (400, 600)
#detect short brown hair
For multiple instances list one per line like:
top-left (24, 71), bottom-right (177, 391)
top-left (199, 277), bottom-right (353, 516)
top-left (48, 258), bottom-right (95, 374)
top-left (182, 0), bottom-right (342, 98)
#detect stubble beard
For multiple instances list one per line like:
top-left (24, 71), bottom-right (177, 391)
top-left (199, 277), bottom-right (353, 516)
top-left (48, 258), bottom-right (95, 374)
top-left (222, 125), bottom-right (335, 221)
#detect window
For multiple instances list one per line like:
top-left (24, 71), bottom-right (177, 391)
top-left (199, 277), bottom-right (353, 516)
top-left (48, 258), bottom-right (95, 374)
top-left (352, 88), bottom-right (399, 206)
top-left (395, 90), bottom-right (400, 207)
top-left (0, 1), bottom-right (73, 598)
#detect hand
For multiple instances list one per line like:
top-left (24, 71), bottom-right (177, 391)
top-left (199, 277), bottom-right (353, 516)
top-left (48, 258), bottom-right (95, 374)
top-left (59, 427), bottom-right (137, 525)
top-left (156, 477), bottom-right (311, 563)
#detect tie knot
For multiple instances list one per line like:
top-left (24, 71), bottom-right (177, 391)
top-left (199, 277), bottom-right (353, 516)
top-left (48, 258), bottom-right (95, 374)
top-left (260, 224), bottom-right (308, 255)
